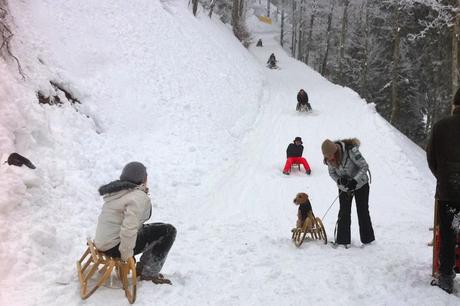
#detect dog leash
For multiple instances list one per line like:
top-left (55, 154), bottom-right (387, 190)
top-left (321, 192), bottom-right (342, 221)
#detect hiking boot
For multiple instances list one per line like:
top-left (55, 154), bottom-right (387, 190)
top-left (431, 275), bottom-right (454, 294)
top-left (141, 273), bottom-right (172, 285)
top-left (331, 242), bottom-right (349, 249)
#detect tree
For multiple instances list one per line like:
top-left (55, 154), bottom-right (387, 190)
top-left (338, 0), bottom-right (350, 85)
top-left (192, 0), bottom-right (199, 16)
top-left (280, 0), bottom-right (285, 46)
top-left (320, 0), bottom-right (336, 76)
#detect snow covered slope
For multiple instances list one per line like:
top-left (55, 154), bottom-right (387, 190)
top-left (0, 1), bottom-right (456, 305)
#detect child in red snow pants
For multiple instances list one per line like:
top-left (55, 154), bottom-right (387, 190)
top-left (283, 157), bottom-right (311, 173)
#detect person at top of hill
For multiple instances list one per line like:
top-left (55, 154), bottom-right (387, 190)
top-left (282, 137), bottom-right (311, 175)
top-left (321, 138), bottom-right (375, 248)
top-left (426, 88), bottom-right (460, 294)
top-left (267, 53), bottom-right (277, 68)
top-left (94, 162), bottom-right (176, 284)
top-left (297, 89), bottom-right (312, 112)
top-left (256, 39), bottom-right (263, 47)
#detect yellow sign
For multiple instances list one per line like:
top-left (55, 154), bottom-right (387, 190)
top-left (258, 16), bottom-right (272, 25)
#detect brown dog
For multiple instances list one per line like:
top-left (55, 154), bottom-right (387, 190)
top-left (293, 192), bottom-right (315, 229)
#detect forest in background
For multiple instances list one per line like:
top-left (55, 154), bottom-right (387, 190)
top-left (195, 0), bottom-right (460, 147)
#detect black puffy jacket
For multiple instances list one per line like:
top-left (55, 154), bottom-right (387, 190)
top-left (427, 108), bottom-right (460, 203)
top-left (286, 143), bottom-right (303, 158)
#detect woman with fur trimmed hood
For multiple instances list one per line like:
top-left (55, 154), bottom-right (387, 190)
top-left (94, 162), bottom-right (176, 284)
top-left (321, 138), bottom-right (375, 247)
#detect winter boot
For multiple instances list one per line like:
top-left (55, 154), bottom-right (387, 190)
top-left (431, 273), bottom-right (454, 294)
top-left (331, 242), bottom-right (349, 249)
top-left (141, 273), bottom-right (172, 285)
top-left (306, 170), bottom-right (311, 175)
top-left (283, 171), bottom-right (290, 175)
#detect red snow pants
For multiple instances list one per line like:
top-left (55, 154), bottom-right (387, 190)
top-left (283, 157), bottom-right (311, 173)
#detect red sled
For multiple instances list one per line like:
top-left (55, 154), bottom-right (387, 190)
top-left (432, 200), bottom-right (460, 277)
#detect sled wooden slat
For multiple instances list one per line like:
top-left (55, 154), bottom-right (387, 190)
top-left (292, 215), bottom-right (327, 247)
top-left (76, 239), bottom-right (137, 304)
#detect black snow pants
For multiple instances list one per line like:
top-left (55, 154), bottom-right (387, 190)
top-left (105, 223), bottom-right (176, 278)
top-left (335, 183), bottom-right (375, 245)
top-left (439, 201), bottom-right (460, 277)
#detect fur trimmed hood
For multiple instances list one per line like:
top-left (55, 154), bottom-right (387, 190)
top-left (98, 180), bottom-right (140, 196)
top-left (340, 138), bottom-right (360, 148)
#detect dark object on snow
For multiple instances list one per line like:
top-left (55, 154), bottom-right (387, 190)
top-left (256, 39), bottom-right (263, 47)
top-left (426, 89), bottom-right (460, 289)
top-left (267, 53), bottom-right (277, 68)
top-left (297, 89), bottom-right (312, 112)
top-left (6, 153), bottom-right (36, 169)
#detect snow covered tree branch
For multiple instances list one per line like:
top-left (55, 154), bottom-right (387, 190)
top-left (0, 1), bottom-right (25, 79)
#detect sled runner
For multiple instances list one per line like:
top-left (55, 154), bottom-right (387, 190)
top-left (291, 214), bottom-right (327, 247)
top-left (431, 200), bottom-right (460, 278)
top-left (291, 163), bottom-right (301, 171)
top-left (76, 239), bottom-right (137, 304)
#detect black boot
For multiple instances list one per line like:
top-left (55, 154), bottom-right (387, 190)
top-left (431, 273), bottom-right (454, 294)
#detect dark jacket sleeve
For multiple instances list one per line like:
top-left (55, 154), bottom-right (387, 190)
top-left (426, 128), bottom-right (437, 176)
top-left (297, 93), bottom-right (301, 103)
top-left (286, 144), bottom-right (293, 158)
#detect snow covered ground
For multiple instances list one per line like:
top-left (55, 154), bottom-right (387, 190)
top-left (0, 1), bottom-right (457, 305)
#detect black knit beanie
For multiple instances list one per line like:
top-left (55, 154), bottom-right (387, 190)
top-left (120, 162), bottom-right (147, 185)
top-left (294, 137), bottom-right (303, 144)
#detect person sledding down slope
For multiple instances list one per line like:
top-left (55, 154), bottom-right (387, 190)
top-left (94, 162), bottom-right (176, 284)
top-left (322, 138), bottom-right (375, 248)
top-left (297, 89), bottom-right (312, 112)
top-left (283, 137), bottom-right (312, 175)
top-left (267, 53), bottom-right (278, 69)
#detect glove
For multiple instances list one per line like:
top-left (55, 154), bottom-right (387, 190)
top-left (337, 177), bottom-right (348, 186)
top-left (346, 179), bottom-right (357, 190)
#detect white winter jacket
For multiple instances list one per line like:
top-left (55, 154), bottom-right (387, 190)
top-left (94, 183), bottom-right (151, 260)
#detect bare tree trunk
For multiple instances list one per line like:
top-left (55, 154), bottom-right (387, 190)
top-left (232, 0), bottom-right (240, 26)
top-left (267, 0), bottom-right (271, 17)
top-left (321, 0), bottom-right (336, 76)
top-left (208, 0), bottom-right (217, 18)
top-left (361, 0), bottom-right (369, 100)
top-left (291, 0), bottom-right (297, 57)
top-left (452, 0), bottom-right (460, 95)
top-left (305, 1), bottom-right (317, 65)
top-left (390, 6), bottom-right (401, 125)
top-left (192, 0), bottom-right (198, 16)
top-left (338, 0), bottom-right (349, 85)
top-left (298, 0), bottom-right (306, 61)
top-left (280, 0), bottom-right (285, 47)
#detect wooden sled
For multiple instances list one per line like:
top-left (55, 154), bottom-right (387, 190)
top-left (76, 239), bottom-right (137, 304)
top-left (291, 163), bottom-right (301, 171)
top-left (291, 215), bottom-right (327, 247)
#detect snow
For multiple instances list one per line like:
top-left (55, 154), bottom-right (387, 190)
top-left (0, 0), bottom-right (457, 305)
